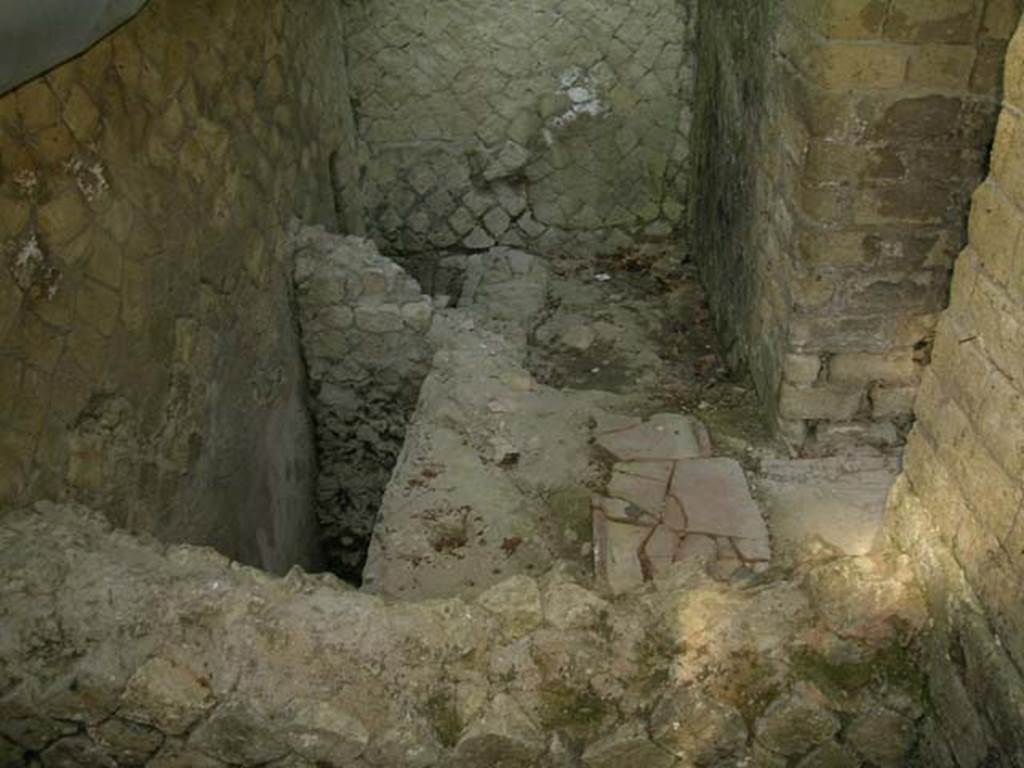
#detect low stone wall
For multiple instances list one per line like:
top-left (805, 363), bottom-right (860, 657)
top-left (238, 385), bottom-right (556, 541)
top-left (341, 0), bottom-right (696, 259)
top-left (0, 501), bottom-right (929, 767)
top-left (293, 227), bottom-right (435, 579)
top-left (0, 0), bottom-right (360, 572)
top-left (887, 14), bottom-right (1024, 764)
top-left (692, 0), bottom-right (1016, 446)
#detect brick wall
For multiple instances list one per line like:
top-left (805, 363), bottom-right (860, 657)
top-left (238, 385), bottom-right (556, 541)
top-left (694, 0), bottom-right (1017, 447)
top-left (888, 14), bottom-right (1024, 764)
top-left (0, 0), bottom-right (358, 573)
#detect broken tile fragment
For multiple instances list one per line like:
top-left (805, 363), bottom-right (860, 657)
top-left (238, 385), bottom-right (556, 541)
top-left (669, 458), bottom-right (770, 553)
top-left (596, 414), bottom-right (707, 462)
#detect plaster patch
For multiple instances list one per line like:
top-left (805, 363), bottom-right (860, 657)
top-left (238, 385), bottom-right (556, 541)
top-left (546, 67), bottom-right (609, 144)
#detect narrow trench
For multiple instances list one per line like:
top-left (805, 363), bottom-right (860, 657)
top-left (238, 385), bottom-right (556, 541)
top-left (297, 235), bottom-right (468, 584)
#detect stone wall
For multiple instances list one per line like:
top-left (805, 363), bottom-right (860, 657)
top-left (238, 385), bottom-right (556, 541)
top-left (693, 0), bottom-right (1016, 447)
top-left (293, 227), bottom-right (435, 581)
top-left (689, 0), bottom-right (790, 434)
top-left (0, 0), bottom-right (359, 573)
top-left (0, 501), bottom-right (930, 767)
top-left (888, 14), bottom-right (1024, 764)
top-left (342, 0), bottom-right (696, 259)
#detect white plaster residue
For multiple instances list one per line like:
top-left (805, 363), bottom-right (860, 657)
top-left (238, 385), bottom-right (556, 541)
top-left (12, 233), bottom-right (60, 299)
top-left (13, 169), bottom-right (39, 196)
top-left (14, 234), bottom-right (43, 271)
top-left (546, 66), bottom-right (608, 144)
top-left (65, 157), bottom-right (110, 201)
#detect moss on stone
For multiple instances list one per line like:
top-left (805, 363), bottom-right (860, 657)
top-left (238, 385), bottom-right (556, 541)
top-left (634, 621), bottom-right (685, 692)
top-left (546, 486), bottom-right (594, 553)
top-left (538, 683), bottom-right (610, 737)
top-left (716, 650), bottom-right (783, 724)
top-left (790, 642), bottom-right (925, 701)
top-left (423, 690), bottom-right (462, 748)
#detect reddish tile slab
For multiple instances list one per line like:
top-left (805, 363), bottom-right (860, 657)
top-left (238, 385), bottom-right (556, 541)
top-left (596, 414), bottom-right (706, 462)
top-left (608, 469), bottom-right (668, 516)
top-left (593, 502), bottom-right (649, 594)
top-left (669, 458), bottom-right (771, 559)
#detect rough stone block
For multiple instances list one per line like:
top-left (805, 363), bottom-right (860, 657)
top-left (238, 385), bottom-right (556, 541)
top-left (982, 0), bottom-right (1022, 40)
top-left (870, 384), bottom-right (918, 418)
top-left (969, 181), bottom-right (1023, 288)
top-left (906, 44), bottom-right (978, 89)
top-left (783, 353), bottom-right (823, 386)
top-left (120, 658), bottom-right (215, 736)
top-left (829, 351), bottom-right (920, 385)
top-left (779, 383), bottom-right (864, 421)
top-left (786, 0), bottom-right (888, 38)
top-left (883, 0), bottom-right (981, 43)
top-left (805, 41), bottom-right (910, 90)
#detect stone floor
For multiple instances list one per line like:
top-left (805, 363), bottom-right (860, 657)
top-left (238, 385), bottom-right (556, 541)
top-left (365, 242), bottom-right (899, 601)
top-left (592, 414), bottom-right (773, 593)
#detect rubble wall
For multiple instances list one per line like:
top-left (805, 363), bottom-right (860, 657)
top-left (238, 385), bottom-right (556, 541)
top-left (341, 0), bottom-right (697, 259)
top-left (0, 501), bottom-right (930, 767)
top-left (0, 0), bottom-right (359, 572)
top-left (888, 12), bottom-right (1024, 764)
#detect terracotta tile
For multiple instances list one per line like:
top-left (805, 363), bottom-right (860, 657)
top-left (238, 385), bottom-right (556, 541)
top-left (669, 458), bottom-right (771, 552)
top-left (596, 413), bottom-right (705, 462)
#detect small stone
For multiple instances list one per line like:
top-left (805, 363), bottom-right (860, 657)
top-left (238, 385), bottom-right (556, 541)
top-left (476, 575), bottom-right (543, 638)
top-left (365, 721), bottom-right (443, 768)
top-left (454, 693), bottom-right (545, 767)
top-left (147, 739), bottom-right (225, 768)
top-left (464, 227), bottom-right (496, 250)
top-left (41, 736), bottom-right (117, 768)
top-left (283, 700), bottom-right (370, 764)
top-left (38, 189), bottom-right (89, 246)
top-left (607, 467), bottom-right (667, 516)
top-left (189, 700), bottom-right (288, 765)
top-left (89, 718), bottom-right (164, 765)
top-left (650, 686), bottom-right (748, 763)
top-left (542, 581), bottom-right (609, 631)
top-left (755, 683), bottom-right (840, 758)
top-left (354, 303), bottom-right (404, 333)
top-left (120, 658), bottom-right (215, 736)
top-left (845, 706), bottom-right (916, 767)
top-left (582, 722), bottom-right (676, 768)
top-left (484, 207), bottom-right (511, 237)
top-left (561, 323), bottom-right (596, 351)
top-left (449, 207), bottom-right (477, 236)
top-left (670, 458), bottom-right (770, 559)
top-left (484, 141), bottom-right (531, 181)
top-left (797, 741), bottom-right (861, 768)
top-left (401, 301), bottom-right (433, 332)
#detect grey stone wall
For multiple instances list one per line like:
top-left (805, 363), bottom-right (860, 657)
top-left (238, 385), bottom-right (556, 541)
top-left (689, 0), bottom-right (787, 433)
top-left (293, 227), bottom-right (435, 580)
top-left (342, 0), bottom-right (696, 258)
top-left (0, 0), bottom-right (360, 573)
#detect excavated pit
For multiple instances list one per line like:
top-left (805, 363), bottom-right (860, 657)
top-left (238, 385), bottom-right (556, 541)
top-left (292, 227), bottom-right (436, 582)
top-left (0, 231), bottom-right (937, 767)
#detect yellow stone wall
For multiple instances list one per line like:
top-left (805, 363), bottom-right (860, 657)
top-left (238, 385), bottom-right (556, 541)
top-left (694, 0), bottom-right (1018, 447)
top-left (889, 12), bottom-right (1024, 763)
top-left (0, 0), bottom-right (358, 572)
